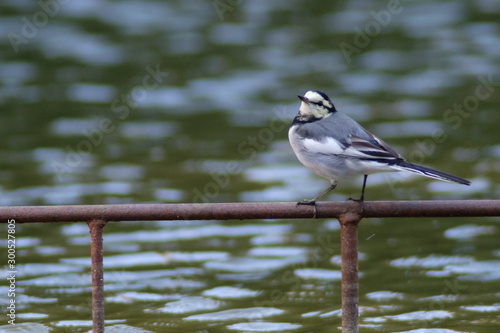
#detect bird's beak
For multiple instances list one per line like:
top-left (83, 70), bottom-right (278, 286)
top-left (298, 95), bottom-right (309, 103)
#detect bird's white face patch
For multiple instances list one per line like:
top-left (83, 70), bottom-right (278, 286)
top-left (304, 91), bottom-right (333, 109)
top-left (304, 91), bottom-right (323, 103)
top-left (299, 91), bottom-right (332, 119)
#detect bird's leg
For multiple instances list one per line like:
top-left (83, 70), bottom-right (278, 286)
top-left (348, 174), bottom-right (368, 202)
top-left (360, 174), bottom-right (368, 201)
top-left (297, 181), bottom-right (337, 206)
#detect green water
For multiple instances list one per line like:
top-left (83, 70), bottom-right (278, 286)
top-left (1, 0), bottom-right (499, 332)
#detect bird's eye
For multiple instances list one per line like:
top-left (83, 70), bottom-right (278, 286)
top-left (318, 101), bottom-right (323, 106)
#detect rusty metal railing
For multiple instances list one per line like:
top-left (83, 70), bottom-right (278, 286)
top-left (2, 200), bottom-right (500, 333)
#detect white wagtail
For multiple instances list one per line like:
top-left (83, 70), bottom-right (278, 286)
top-left (288, 90), bottom-right (471, 204)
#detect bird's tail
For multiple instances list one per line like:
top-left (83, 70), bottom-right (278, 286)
top-left (394, 161), bottom-right (471, 185)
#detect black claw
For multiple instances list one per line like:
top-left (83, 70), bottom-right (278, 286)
top-left (296, 200), bottom-right (318, 218)
top-left (297, 200), bottom-right (316, 206)
top-left (347, 196), bottom-right (364, 203)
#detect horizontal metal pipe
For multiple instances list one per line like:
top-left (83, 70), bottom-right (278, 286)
top-left (0, 200), bottom-right (499, 223)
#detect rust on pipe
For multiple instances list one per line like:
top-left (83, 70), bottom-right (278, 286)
top-left (0, 200), bottom-right (499, 223)
top-left (88, 219), bottom-right (107, 333)
top-left (339, 208), bottom-right (362, 333)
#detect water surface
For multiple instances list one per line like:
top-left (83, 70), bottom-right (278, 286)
top-left (1, 0), bottom-right (499, 332)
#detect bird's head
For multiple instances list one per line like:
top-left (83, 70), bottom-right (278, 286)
top-left (297, 90), bottom-right (336, 120)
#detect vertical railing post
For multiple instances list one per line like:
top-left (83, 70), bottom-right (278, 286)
top-left (88, 219), bottom-right (107, 333)
top-left (339, 211), bottom-right (362, 333)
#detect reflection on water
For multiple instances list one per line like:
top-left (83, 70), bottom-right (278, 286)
top-left (1, 0), bottom-right (500, 331)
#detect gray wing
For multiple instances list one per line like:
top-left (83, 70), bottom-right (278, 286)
top-left (350, 129), bottom-right (402, 160)
top-left (324, 113), bottom-right (403, 160)
top-left (295, 112), bottom-right (403, 161)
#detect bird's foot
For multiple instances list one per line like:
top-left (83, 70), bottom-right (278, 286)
top-left (297, 199), bottom-right (316, 206)
top-left (296, 200), bottom-right (317, 218)
top-left (347, 196), bottom-right (364, 203)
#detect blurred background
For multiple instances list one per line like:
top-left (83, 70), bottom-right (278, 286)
top-left (1, 0), bottom-right (499, 332)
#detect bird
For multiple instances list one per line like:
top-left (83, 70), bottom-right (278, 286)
top-left (288, 90), bottom-right (471, 205)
